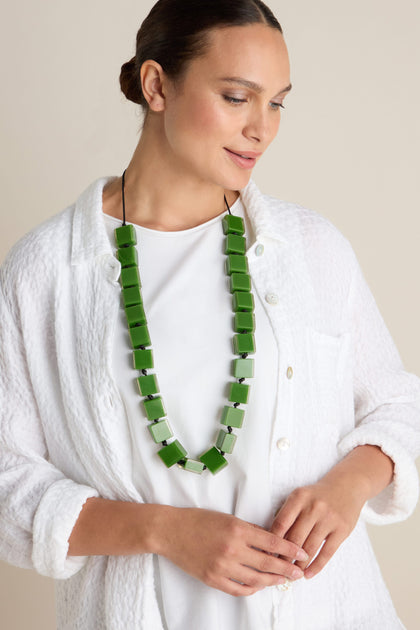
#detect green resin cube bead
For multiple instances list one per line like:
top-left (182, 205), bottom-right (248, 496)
top-left (125, 304), bottom-right (146, 327)
top-left (143, 396), bottom-right (166, 421)
top-left (234, 311), bottom-right (255, 332)
top-left (221, 405), bottom-right (245, 428)
top-left (222, 214), bottom-right (245, 235)
top-left (226, 254), bottom-right (249, 275)
top-left (148, 419), bottom-right (173, 443)
top-left (120, 266), bottom-right (141, 289)
top-left (225, 234), bottom-right (246, 255)
top-left (133, 349), bottom-right (154, 370)
top-left (233, 358), bottom-right (254, 378)
top-left (199, 447), bottom-right (228, 474)
top-left (232, 292), bottom-right (254, 312)
top-left (117, 246), bottom-right (138, 268)
top-left (123, 286), bottom-right (142, 308)
top-left (230, 273), bottom-right (251, 293)
top-left (115, 224), bottom-right (137, 247)
top-left (137, 374), bottom-right (159, 396)
top-left (233, 332), bottom-right (255, 354)
top-left (158, 440), bottom-right (187, 468)
top-left (129, 325), bottom-right (151, 349)
top-left (216, 429), bottom-right (237, 454)
top-left (183, 459), bottom-right (205, 474)
top-left (229, 382), bottom-right (250, 404)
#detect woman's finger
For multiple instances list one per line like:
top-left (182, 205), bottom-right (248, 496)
top-left (304, 531), bottom-right (345, 578)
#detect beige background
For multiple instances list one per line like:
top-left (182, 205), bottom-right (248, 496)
top-left (0, 0), bottom-right (419, 628)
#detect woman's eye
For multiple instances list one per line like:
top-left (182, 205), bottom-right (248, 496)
top-left (223, 95), bottom-right (247, 105)
top-left (270, 102), bottom-right (285, 111)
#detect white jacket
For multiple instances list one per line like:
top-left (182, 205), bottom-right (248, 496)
top-left (0, 176), bottom-right (419, 629)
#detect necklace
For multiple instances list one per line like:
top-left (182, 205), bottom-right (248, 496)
top-left (114, 169), bottom-right (256, 474)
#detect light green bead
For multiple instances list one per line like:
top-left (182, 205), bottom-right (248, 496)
top-left (123, 286), bottom-right (142, 308)
top-left (232, 292), bottom-right (254, 312)
top-left (216, 429), bottom-right (237, 454)
top-left (115, 224), bottom-right (136, 247)
top-left (229, 382), bottom-right (250, 404)
top-left (230, 273), bottom-right (251, 293)
top-left (183, 459), bottom-right (205, 474)
top-left (143, 396), bottom-right (166, 421)
top-left (148, 419), bottom-right (173, 443)
top-left (117, 246), bottom-right (138, 268)
top-left (233, 358), bottom-right (254, 378)
top-left (121, 266), bottom-right (141, 289)
top-left (225, 234), bottom-right (246, 255)
top-left (158, 440), bottom-right (187, 468)
top-left (222, 214), bottom-right (245, 235)
top-left (199, 447), bottom-right (228, 474)
top-left (220, 405), bottom-right (245, 429)
top-left (125, 304), bottom-right (146, 327)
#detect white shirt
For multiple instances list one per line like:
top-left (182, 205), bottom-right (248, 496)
top-left (0, 176), bottom-right (419, 629)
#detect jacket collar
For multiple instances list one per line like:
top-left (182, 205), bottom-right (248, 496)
top-left (71, 176), bottom-right (287, 265)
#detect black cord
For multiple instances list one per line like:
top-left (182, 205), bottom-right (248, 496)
top-left (121, 169), bottom-right (127, 226)
top-left (224, 194), bottom-right (232, 215)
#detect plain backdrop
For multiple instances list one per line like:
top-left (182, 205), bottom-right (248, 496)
top-left (0, 1), bottom-right (419, 628)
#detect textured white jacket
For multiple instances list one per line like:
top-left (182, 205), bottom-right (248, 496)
top-left (0, 176), bottom-right (419, 629)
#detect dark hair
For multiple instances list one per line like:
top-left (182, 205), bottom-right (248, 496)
top-left (120, 0), bottom-right (283, 109)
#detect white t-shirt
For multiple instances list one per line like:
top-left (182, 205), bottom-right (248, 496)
top-left (103, 197), bottom-right (281, 630)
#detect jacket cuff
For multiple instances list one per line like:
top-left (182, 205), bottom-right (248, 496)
top-left (32, 479), bottom-right (100, 579)
top-left (337, 428), bottom-right (419, 525)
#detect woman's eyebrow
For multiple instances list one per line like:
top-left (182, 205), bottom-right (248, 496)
top-left (218, 77), bottom-right (292, 96)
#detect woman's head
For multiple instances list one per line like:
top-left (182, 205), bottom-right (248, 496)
top-left (120, 0), bottom-right (283, 110)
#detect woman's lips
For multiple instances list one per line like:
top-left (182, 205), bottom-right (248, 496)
top-left (224, 148), bottom-right (261, 170)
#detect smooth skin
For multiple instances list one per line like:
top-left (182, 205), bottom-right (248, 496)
top-left (70, 24), bottom-right (395, 597)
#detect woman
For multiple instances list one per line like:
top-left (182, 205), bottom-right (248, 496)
top-left (0, 0), bottom-right (419, 628)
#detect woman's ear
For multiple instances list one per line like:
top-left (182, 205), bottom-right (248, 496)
top-left (140, 60), bottom-right (167, 112)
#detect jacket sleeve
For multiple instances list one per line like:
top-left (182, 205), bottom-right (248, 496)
top-left (337, 246), bottom-right (420, 525)
top-left (0, 283), bottom-right (100, 579)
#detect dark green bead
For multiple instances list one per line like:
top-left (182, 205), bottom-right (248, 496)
top-left (225, 234), bottom-right (246, 255)
top-left (125, 304), bottom-right (146, 327)
top-left (115, 224), bottom-right (137, 247)
top-left (133, 349), bottom-right (154, 370)
top-left (233, 332), bottom-right (255, 354)
top-left (216, 429), bottom-right (237, 454)
top-left (143, 396), bottom-right (166, 421)
top-left (225, 254), bottom-right (249, 275)
top-left (234, 311), bottom-right (255, 332)
top-left (123, 286), bottom-right (142, 308)
top-left (158, 440), bottom-right (188, 468)
top-left (117, 246), bottom-right (138, 268)
top-left (221, 405), bottom-right (244, 428)
top-left (199, 447), bottom-right (228, 474)
top-left (230, 273), bottom-right (251, 293)
top-left (129, 325), bottom-right (151, 349)
top-left (232, 292), bottom-right (254, 312)
top-left (233, 358), bottom-right (254, 378)
top-left (148, 419), bottom-right (173, 443)
top-left (137, 374), bottom-right (159, 396)
top-left (222, 214), bottom-right (245, 236)
top-left (229, 382), bottom-right (250, 404)
top-left (120, 266), bottom-right (141, 289)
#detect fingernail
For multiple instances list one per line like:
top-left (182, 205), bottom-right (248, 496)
top-left (292, 567), bottom-right (304, 579)
top-left (297, 549), bottom-right (309, 561)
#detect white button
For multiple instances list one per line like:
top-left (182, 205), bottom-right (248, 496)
top-left (265, 292), bottom-right (279, 305)
top-left (286, 366), bottom-right (294, 379)
top-left (276, 437), bottom-right (291, 451)
top-left (255, 244), bottom-right (264, 257)
top-left (277, 579), bottom-right (292, 591)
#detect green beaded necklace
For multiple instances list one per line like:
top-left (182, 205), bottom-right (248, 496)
top-left (114, 170), bottom-right (256, 474)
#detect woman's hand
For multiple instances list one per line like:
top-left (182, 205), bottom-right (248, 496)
top-left (271, 445), bottom-right (394, 579)
top-left (153, 506), bottom-right (309, 597)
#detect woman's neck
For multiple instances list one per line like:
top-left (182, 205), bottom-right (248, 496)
top-left (102, 123), bottom-right (240, 232)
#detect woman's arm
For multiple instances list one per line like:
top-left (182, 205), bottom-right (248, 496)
top-left (67, 498), bottom-right (310, 597)
top-left (271, 444), bottom-right (394, 579)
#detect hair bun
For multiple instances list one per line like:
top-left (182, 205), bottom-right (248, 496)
top-left (119, 56), bottom-right (144, 105)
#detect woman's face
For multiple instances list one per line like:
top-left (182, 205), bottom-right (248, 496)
top-left (160, 23), bottom-right (291, 191)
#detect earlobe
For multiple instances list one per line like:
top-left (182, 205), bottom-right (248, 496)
top-left (140, 60), bottom-right (166, 112)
